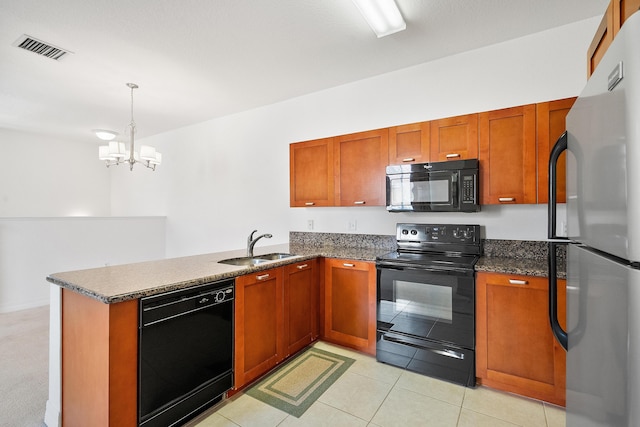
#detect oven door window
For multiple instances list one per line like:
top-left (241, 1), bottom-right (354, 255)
top-left (387, 171), bottom-right (457, 211)
top-left (377, 268), bottom-right (474, 348)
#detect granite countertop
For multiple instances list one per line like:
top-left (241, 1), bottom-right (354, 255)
top-left (475, 256), bottom-right (565, 279)
top-left (47, 232), bottom-right (566, 305)
top-left (476, 239), bottom-right (567, 279)
top-left (46, 242), bottom-right (391, 304)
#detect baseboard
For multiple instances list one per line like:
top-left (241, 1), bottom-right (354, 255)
top-left (0, 299), bottom-right (49, 314)
top-left (44, 399), bottom-right (61, 427)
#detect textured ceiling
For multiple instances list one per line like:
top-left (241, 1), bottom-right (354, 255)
top-left (0, 0), bottom-right (608, 143)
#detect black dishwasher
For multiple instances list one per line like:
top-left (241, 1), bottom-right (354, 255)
top-left (139, 279), bottom-right (234, 427)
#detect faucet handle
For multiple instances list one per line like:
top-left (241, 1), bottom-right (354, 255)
top-left (248, 229), bottom-right (258, 240)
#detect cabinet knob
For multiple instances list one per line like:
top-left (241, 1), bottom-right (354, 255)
top-left (446, 153), bottom-right (461, 158)
top-left (354, 201), bottom-right (365, 205)
top-left (305, 202), bottom-right (315, 206)
top-left (508, 279), bottom-right (528, 285)
top-left (402, 157), bottom-right (415, 162)
top-left (499, 197), bottom-right (516, 203)
top-left (256, 274), bottom-right (270, 280)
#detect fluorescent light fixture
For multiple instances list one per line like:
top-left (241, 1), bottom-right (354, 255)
top-left (352, 0), bottom-right (406, 38)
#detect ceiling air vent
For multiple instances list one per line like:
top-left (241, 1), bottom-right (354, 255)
top-left (12, 34), bottom-right (72, 61)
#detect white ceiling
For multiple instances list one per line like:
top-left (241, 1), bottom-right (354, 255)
top-left (0, 0), bottom-right (608, 143)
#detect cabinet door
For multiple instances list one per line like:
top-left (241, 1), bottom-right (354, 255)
top-left (588, 1), bottom-right (615, 77)
top-left (430, 114), bottom-right (479, 161)
top-left (388, 122), bottom-right (430, 164)
top-left (476, 272), bottom-right (566, 406)
top-left (284, 259), bottom-right (318, 357)
top-left (290, 138), bottom-right (334, 207)
top-left (234, 268), bottom-right (284, 389)
top-left (537, 98), bottom-right (576, 204)
top-left (322, 258), bottom-right (376, 355)
top-left (479, 104), bottom-right (537, 204)
top-left (334, 129), bottom-right (388, 206)
top-left (620, 0), bottom-right (640, 27)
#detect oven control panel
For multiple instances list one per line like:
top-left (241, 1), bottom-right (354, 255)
top-left (396, 223), bottom-right (481, 245)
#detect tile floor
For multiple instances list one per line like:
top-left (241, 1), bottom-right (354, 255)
top-left (186, 341), bottom-right (565, 427)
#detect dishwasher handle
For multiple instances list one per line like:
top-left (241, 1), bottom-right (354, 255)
top-left (141, 280), bottom-right (234, 327)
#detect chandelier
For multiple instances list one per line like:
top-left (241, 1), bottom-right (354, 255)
top-left (97, 83), bottom-right (162, 171)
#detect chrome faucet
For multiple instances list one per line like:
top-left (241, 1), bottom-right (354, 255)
top-left (247, 229), bottom-right (272, 257)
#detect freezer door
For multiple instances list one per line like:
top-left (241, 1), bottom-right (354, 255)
top-left (566, 12), bottom-right (640, 263)
top-left (566, 245), bottom-right (640, 427)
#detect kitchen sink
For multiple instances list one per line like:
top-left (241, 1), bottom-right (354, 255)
top-left (218, 253), bottom-right (296, 266)
top-left (258, 253), bottom-right (296, 260)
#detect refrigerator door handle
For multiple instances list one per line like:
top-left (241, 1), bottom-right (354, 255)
top-left (548, 131), bottom-right (569, 240)
top-left (548, 241), bottom-right (568, 351)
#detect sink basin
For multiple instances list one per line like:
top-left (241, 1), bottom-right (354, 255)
top-left (258, 253), bottom-right (296, 260)
top-left (218, 253), bottom-right (296, 266)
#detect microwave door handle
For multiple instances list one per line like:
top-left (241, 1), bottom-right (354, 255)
top-left (451, 174), bottom-right (458, 205)
top-left (548, 131), bottom-right (568, 240)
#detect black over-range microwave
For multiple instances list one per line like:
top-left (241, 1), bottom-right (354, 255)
top-left (386, 159), bottom-right (480, 212)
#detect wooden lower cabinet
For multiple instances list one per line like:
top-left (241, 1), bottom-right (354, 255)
top-left (234, 267), bottom-right (285, 389)
top-left (322, 258), bottom-right (376, 355)
top-left (476, 272), bottom-right (567, 406)
top-left (61, 289), bottom-right (138, 427)
top-left (234, 260), bottom-right (319, 390)
top-left (284, 259), bottom-right (319, 356)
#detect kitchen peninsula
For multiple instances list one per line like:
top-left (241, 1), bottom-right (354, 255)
top-left (47, 236), bottom-right (392, 427)
top-left (47, 234), bottom-right (564, 426)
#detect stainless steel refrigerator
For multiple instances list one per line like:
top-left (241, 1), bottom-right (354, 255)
top-left (548, 11), bottom-right (640, 427)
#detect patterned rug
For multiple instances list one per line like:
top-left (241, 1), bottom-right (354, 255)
top-left (245, 346), bottom-right (355, 417)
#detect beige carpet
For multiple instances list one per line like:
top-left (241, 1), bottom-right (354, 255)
top-left (246, 347), bottom-right (355, 417)
top-left (0, 305), bottom-right (49, 427)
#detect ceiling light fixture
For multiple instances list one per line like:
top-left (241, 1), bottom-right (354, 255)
top-left (351, 0), bottom-right (406, 38)
top-left (98, 83), bottom-right (162, 171)
top-left (93, 129), bottom-right (118, 141)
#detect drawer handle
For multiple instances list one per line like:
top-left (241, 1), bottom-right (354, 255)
top-left (499, 197), bottom-right (515, 202)
top-left (402, 157), bottom-right (415, 162)
top-left (305, 202), bottom-right (315, 206)
top-left (296, 264), bottom-right (308, 269)
top-left (354, 201), bottom-right (365, 205)
top-left (343, 263), bottom-right (355, 267)
top-left (509, 279), bottom-right (528, 285)
top-left (446, 153), bottom-right (460, 158)
top-left (256, 274), bottom-right (270, 280)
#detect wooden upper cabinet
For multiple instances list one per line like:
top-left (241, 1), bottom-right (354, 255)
top-left (588, 0), bottom-right (640, 77)
top-left (290, 138), bottom-right (334, 207)
top-left (537, 97), bottom-right (576, 204)
top-left (620, 0), bottom-right (640, 27)
top-left (479, 104), bottom-right (537, 205)
top-left (335, 129), bottom-right (389, 206)
top-left (430, 114), bottom-right (479, 161)
top-left (388, 122), bottom-right (430, 164)
top-left (588, 1), bottom-right (615, 77)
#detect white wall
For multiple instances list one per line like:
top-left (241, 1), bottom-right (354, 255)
top-left (0, 129), bottom-right (111, 217)
top-left (111, 18), bottom-right (598, 257)
top-left (0, 217), bottom-right (166, 313)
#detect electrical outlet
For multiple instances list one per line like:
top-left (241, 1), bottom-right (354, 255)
top-left (348, 219), bottom-right (357, 231)
top-left (307, 219), bottom-right (314, 230)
